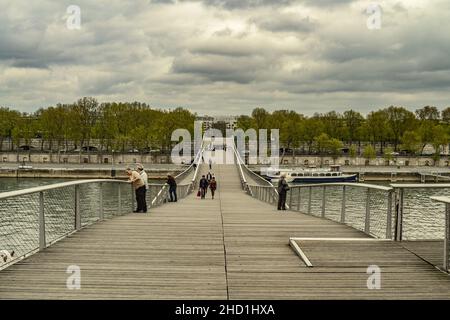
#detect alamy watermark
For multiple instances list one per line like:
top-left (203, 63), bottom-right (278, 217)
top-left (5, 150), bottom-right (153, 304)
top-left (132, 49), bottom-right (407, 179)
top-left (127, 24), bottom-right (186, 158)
top-left (367, 265), bottom-right (381, 289)
top-left (66, 5), bottom-right (81, 30)
top-left (66, 265), bottom-right (81, 290)
top-left (366, 3), bottom-right (382, 30)
top-left (171, 121), bottom-right (280, 171)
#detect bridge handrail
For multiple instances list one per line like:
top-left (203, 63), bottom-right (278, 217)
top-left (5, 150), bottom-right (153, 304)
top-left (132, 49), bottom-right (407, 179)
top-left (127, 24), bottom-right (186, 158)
top-left (0, 179), bottom-right (129, 200)
top-left (191, 146), bottom-right (205, 185)
top-left (391, 183), bottom-right (450, 188)
top-left (230, 141), bottom-right (248, 191)
top-left (231, 139), bottom-right (279, 204)
top-left (431, 196), bottom-right (450, 272)
top-left (247, 182), bottom-right (393, 192)
top-left (431, 196), bottom-right (450, 203)
top-left (151, 142), bottom-right (204, 207)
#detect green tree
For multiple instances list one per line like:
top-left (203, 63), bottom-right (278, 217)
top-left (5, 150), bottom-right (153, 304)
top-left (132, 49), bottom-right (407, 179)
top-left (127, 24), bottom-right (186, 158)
top-left (383, 147), bottom-right (394, 165)
top-left (328, 138), bottom-right (344, 164)
top-left (415, 106), bottom-right (440, 121)
top-left (430, 125), bottom-right (449, 164)
top-left (236, 115), bottom-right (255, 131)
top-left (343, 110), bottom-right (365, 145)
top-left (401, 131), bottom-right (421, 155)
top-left (385, 106), bottom-right (417, 151)
top-left (363, 145), bottom-right (376, 165)
top-left (349, 145), bottom-right (358, 165)
top-left (301, 118), bottom-right (324, 153)
top-left (442, 107), bottom-right (450, 125)
top-left (361, 110), bottom-right (391, 154)
top-left (0, 108), bottom-right (20, 151)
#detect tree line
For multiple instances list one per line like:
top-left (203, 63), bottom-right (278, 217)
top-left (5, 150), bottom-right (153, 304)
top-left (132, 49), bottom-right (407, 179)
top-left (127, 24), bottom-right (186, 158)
top-left (236, 106), bottom-right (450, 162)
top-left (0, 97), bottom-right (196, 157)
top-left (1, 99), bottom-right (449, 162)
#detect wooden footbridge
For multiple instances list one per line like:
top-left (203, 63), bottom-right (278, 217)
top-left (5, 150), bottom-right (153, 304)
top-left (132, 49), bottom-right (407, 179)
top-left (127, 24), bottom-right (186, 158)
top-left (1, 141), bottom-right (450, 299)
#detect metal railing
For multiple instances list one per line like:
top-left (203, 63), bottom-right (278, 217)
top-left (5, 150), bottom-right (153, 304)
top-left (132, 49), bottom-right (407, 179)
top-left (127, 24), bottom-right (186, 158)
top-left (150, 145), bottom-right (204, 207)
top-left (391, 183), bottom-right (450, 241)
top-left (231, 141), bottom-right (279, 203)
top-left (0, 179), bottom-right (133, 269)
top-left (0, 146), bottom-right (205, 270)
top-left (285, 183), bottom-right (393, 239)
top-left (430, 196), bottom-right (450, 271)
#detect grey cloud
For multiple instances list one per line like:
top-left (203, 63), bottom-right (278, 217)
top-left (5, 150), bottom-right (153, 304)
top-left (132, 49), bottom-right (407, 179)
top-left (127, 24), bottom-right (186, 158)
top-left (0, 0), bottom-right (450, 116)
top-left (253, 15), bottom-right (316, 33)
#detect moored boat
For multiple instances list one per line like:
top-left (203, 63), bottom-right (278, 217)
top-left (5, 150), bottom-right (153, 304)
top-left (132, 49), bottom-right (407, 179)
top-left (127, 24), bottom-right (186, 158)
top-left (263, 165), bottom-right (358, 184)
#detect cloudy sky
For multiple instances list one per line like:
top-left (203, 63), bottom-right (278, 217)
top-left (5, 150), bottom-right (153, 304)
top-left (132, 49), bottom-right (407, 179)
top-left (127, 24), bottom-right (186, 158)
top-left (0, 0), bottom-right (449, 115)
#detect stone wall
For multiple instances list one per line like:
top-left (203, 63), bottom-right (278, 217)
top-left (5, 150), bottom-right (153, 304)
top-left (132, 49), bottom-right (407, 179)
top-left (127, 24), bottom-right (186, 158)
top-left (251, 155), bottom-right (450, 167)
top-left (0, 152), bottom-right (172, 165)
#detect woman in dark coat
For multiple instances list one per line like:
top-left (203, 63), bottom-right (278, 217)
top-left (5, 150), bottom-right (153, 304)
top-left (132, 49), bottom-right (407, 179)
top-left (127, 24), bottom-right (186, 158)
top-left (209, 177), bottom-right (217, 199)
top-left (167, 175), bottom-right (178, 202)
top-left (277, 174), bottom-right (289, 210)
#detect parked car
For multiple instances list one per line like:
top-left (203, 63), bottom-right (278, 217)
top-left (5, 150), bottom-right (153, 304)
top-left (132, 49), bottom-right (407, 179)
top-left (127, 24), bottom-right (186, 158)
top-left (82, 146), bottom-right (98, 152)
top-left (18, 145), bottom-right (35, 151)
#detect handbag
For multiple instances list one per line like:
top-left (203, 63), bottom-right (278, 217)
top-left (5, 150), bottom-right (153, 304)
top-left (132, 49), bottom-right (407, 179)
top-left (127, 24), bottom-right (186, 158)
top-left (197, 189), bottom-right (201, 197)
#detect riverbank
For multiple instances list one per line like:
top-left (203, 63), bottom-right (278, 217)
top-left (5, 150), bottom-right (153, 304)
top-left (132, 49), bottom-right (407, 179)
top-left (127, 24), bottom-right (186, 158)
top-left (0, 163), bottom-right (186, 179)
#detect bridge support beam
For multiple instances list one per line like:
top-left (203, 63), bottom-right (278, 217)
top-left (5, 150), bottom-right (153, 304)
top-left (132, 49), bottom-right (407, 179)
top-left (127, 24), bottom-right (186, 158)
top-left (75, 185), bottom-right (81, 230)
top-left (39, 191), bottom-right (46, 251)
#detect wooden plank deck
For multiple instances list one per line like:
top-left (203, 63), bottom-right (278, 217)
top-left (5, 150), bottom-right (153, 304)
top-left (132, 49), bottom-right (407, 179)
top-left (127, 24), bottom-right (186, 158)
top-left (1, 164), bottom-right (450, 299)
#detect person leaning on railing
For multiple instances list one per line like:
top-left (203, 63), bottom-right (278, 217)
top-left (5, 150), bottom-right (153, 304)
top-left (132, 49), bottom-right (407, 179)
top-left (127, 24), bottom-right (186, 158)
top-left (167, 175), bottom-right (178, 202)
top-left (137, 164), bottom-right (149, 213)
top-left (126, 167), bottom-right (147, 213)
top-left (277, 174), bottom-right (290, 211)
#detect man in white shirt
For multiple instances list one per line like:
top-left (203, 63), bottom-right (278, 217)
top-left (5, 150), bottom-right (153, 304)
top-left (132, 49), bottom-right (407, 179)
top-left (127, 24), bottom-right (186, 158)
top-left (136, 164), bottom-right (149, 213)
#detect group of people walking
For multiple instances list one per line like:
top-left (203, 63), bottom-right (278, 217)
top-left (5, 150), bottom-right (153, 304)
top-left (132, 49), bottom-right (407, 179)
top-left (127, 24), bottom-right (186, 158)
top-left (127, 163), bottom-right (286, 211)
top-left (198, 171), bottom-right (217, 200)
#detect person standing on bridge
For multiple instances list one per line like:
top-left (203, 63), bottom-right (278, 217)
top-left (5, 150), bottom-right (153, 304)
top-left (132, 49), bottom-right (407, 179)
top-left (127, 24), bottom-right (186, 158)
top-left (209, 177), bottom-right (217, 200)
top-left (167, 175), bottom-right (178, 202)
top-left (137, 164), bottom-right (148, 213)
top-left (206, 171), bottom-right (213, 182)
top-left (126, 167), bottom-right (146, 213)
top-left (209, 158), bottom-right (213, 170)
top-left (199, 175), bottom-right (209, 199)
top-left (277, 174), bottom-right (290, 211)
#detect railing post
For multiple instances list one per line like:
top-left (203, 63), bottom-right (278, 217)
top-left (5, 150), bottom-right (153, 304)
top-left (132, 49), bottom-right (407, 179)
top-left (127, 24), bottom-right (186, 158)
top-left (365, 188), bottom-right (371, 234)
top-left (75, 185), bottom-right (81, 230)
top-left (445, 203), bottom-right (450, 272)
top-left (99, 183), bottom-right (104, 220)
top-left (321, 186), bottom-right (326, 218)
top-left (308, 186), bottom-right (312, 214)
top-left (394, 188), bottom-right (404, 241)
top-left (341, 185), bottom-right (346, 223)
top-left (39, 191), bottom-right (46, 250)
top-left (386, 190), bottom-right (393, 239)
top-left (289, 188), bottom-right (293, 209)
top-left (297, 187), bottom-right (301, 211)
top-left (118, 184), bottom-right (122, 215)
